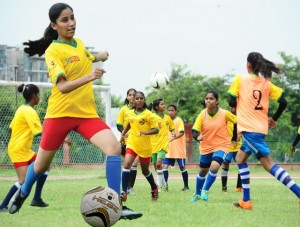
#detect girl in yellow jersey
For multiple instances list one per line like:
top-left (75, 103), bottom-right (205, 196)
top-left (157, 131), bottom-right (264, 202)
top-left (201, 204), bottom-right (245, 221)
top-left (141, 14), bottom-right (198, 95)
top-left (149, 99), bottom-right (175, 190)
top-left (228, 52), bottom-right (300, 210)
top-left (291, 126), bottom-right (300, 152)
top-left (120, 91), bottom-right (159, 201)
top-left (190, 91), bottom-right (237, 202)
top-left (9, 3), bottom-right (142, 219)
top-left (116, 88), bottom-right (140, 195)
top-left (0, 84), bottom-right (48, 212)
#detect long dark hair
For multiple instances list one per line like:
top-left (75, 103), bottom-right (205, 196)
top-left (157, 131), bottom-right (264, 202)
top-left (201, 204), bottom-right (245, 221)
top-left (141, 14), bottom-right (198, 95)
top-left (247, 52), bottom-right (280, 78)
top-left (23, 3), bottom-right (73, 56)
top-left (18, 84), bottom-right (39, 103)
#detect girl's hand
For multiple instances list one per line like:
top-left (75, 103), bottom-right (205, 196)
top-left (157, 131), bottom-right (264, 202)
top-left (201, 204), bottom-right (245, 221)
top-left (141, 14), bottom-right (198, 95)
top-left (268, 118), bottom-right (277, 128)
top-left (197, 134), bottom-right (205, 141)
top-left (89, 68), bottom-right (106, 81)
top-left (140, 131), bottom-right (148, 136)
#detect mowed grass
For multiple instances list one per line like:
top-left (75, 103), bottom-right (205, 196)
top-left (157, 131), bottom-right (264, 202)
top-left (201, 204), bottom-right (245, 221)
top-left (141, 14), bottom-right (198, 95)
top-left (0, 169), bottom-right (299, 227)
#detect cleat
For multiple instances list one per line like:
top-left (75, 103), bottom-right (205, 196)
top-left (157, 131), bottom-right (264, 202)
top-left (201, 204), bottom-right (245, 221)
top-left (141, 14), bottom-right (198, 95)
top-left (233, 199), bottom-right (253, 210)
top-left (162, 184), bottom-right (168, 192)
top-left (181, 186), bottom-right (189, 191)
top-left (0, 207), bottom-right (8, 212)
top-left (120, 191), bottom-right (127, 202)
top-left (235, 187), bottom-right (243, 192)
top-left (201, 190), bottom-right (209, 201)
top-left (222, 187), bottom-right (228, 193)
top-left (151, 185), bottom-right (159, 201)
top-left (8, 188), bottom-right (27, 214)
top-left (189, 194), bottom-right (201, 202)
top-left (120, 205), bottom-right (143, 220)
top-left (30, 199), bottom-right (49, 207)
top-left (127, 187), bottom-right (136, 196)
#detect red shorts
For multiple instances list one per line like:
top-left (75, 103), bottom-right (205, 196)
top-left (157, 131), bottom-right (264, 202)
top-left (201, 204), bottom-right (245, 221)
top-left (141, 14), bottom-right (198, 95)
top-left (126, 148), bottom-right (151, 163)
top-left (41, 117), bottom-right (110, 150)
top-left (13, 154), bottom-right (37, 169)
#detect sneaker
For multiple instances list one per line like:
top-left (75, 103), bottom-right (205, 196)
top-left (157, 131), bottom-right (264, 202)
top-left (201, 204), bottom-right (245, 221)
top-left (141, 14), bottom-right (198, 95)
top-left (182, 186), bottom-right (189, 191)
top-left (190, 194), bottom-right (200, 202)
top-left (30, 199), bottom-right (49, 207)
top-left (0, 207), bottom-right (8, 212)
top-left (127, 187), bottom-right (136, 196)
top-left (235, 187), bottom-right (243, 192)
top-left (151, 185), bottom-right (159, 201)
top-left (120, 205), bottom-right (143, 220)
top-left (222, 187), bottom-right (228, 193)
top-left (8, 188), bottom-right (27, 214)
top-left (233, 199), bottom-right (253, 210)
top-left (120, 191), bottom-right (127, 202)
top-left (201, 190), bottom-right (209, 201)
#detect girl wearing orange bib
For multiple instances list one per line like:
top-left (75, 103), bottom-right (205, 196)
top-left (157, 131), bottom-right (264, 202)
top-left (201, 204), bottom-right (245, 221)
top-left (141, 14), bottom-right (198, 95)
top-left (228, 52), bottom-right (300, 210)
top-left (190, 91), bottom-right (237, 202)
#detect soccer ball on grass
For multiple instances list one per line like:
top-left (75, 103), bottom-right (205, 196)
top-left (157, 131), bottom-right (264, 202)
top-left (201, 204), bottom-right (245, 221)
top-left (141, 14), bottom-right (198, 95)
top-left (80, 186), bottom-right (122, 227)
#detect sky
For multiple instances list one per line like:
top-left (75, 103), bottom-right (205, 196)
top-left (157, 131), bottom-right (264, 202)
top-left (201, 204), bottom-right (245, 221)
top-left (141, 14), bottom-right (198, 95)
top-left (1, 0), bottom-right (300, 99)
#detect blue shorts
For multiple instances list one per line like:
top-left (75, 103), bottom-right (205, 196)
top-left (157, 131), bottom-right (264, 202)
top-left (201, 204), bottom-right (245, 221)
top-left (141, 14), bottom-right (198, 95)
top-left (241, 132), bottom-right (270, 160)
top-left (199, 150), bottom-right (226, 168)
top-left (162, 158), bottom-right (186, 168)
top-left (224, 152), bottom-right (237, 164)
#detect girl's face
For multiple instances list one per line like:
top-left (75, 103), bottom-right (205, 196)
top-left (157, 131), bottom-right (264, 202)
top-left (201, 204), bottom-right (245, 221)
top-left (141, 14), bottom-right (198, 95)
top-left (51, 7), bottom-right (76, 42)
top-left (167, 106), bottom-right (176, 118)
top-left (134, 93), bottom-right (145, 109)
top-left (32, 93), bottom-right (40, 106)
top-left (157, 101), bottom-right (165, 112)
top-left (205, 93), bottom-right (218, 108)
top-left (127, 90), bottom-right (136, 105)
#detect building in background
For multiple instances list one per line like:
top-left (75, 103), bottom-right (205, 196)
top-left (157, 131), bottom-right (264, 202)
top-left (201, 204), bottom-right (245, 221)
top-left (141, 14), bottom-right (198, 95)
top-left (0, 44), bottom-right (98, 83)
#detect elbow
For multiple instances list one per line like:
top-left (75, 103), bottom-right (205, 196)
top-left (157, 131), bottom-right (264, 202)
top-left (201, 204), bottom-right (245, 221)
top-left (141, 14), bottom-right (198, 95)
top-left (228, 95), bottom-right (237, 107)
top-left (281, 98), bottom-right (288, 110)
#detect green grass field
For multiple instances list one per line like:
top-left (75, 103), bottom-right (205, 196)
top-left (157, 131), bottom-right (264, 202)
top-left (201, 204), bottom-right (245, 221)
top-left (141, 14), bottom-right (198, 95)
top-left (0, 168), bottom-right (299, 227)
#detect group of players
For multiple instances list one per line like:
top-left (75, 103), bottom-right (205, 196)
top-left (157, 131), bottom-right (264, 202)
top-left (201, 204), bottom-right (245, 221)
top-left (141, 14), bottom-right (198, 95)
top-left (0, 3), bottom-right (299, 223)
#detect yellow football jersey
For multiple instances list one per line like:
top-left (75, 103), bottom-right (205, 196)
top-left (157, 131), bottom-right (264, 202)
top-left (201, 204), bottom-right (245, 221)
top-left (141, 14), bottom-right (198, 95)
top-left (151, 113), bottom-right (175, 154)
top-left (8, 105), bottom-right (42, 162)
top-left (45, 38), bottom-right (98, 119)
top-left (126, 109), bottom-right (159, 158)
top-left (116, 105), bottom-right (134, 144)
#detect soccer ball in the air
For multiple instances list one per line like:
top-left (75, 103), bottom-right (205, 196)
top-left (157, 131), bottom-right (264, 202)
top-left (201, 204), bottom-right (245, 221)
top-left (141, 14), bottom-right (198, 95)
top-left (80, 186), bottom-right (122, 227)
top-left (150, 72), bottom-right (170, 89)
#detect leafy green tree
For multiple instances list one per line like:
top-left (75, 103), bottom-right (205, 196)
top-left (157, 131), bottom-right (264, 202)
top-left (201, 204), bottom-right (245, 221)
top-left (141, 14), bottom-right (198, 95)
top-left (146, 64), bottom-right (231, 122)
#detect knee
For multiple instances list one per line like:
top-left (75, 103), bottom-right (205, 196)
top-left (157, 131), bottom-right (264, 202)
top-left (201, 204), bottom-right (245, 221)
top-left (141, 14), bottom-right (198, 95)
top-left (142, 169), bottom-right (150, 176)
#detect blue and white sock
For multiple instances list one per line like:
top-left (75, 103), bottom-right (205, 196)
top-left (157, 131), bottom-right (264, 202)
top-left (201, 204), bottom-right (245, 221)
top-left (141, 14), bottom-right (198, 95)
top-left (203, 170), bottom-right (218, 191)
top-left (195, 173), bottom-right (206, 195)
top-left (270, 164), bottom-right (300, 197)
top-left (238, 163), bottom-right (250, 201)
top-left (0, 182), bottom-right (21, 208)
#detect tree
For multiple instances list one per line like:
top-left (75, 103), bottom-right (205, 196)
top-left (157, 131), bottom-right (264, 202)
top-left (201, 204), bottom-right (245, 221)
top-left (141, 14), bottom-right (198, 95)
top-left (146, 64), bottom-right (231, 122)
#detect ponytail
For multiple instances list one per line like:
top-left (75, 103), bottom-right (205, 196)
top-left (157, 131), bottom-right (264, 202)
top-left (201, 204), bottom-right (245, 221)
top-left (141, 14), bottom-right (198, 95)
top-left (23, 24), bottom-right (58, 56)
top-left (18, 84), bottom-right (39, 103)
top-left (23, 3), bottom-right (72, 56)
top-left (247, 52), bottom-right (280, 78)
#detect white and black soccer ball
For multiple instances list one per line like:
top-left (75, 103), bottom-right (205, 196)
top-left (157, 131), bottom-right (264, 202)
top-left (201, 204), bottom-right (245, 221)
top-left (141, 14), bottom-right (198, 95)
top-left (80, 186), bottom-right (122, 227)
top-left (150, 72), bottom-right (170, 89)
